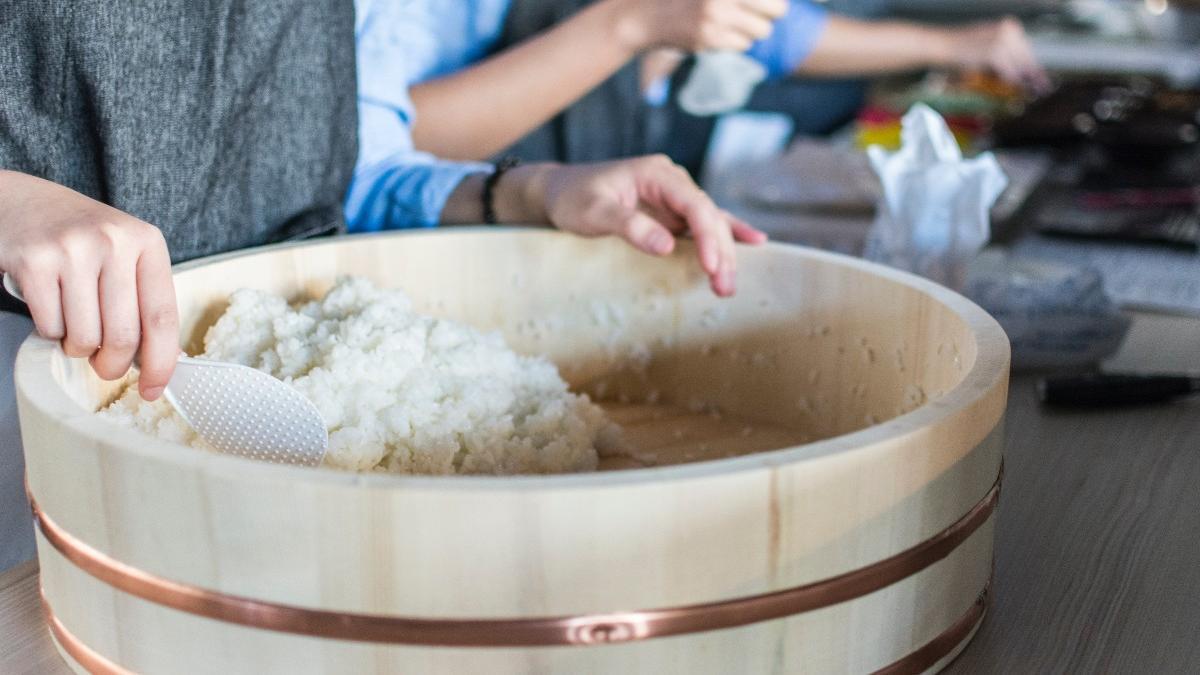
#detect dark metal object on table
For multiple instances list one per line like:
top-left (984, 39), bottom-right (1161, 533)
top-left (994, 77), bottom-right (1199, 164)
top-left (995, 77), bottom-right (1200, 245)
top-left (1038, 373), bottom-right (1200, 408)
top-left (1035, 195), bottom-right (1200, 250)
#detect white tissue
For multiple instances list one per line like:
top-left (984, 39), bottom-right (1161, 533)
top-left (864, 104), bottom-right (1008, 290)
top-left (678, 51), bottom-right (767, 117)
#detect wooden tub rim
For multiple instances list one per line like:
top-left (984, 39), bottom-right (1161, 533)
top-left (14, 228), bottom-right (1011, 492)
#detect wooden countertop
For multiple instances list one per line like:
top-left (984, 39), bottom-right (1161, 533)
top-left (4, 312), bottom-right (1198, 674)
top-left (0, 560), bottom-right (64, 674)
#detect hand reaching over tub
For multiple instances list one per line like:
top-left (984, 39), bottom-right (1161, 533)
top-left (439, 156), bottom-right (767, 297)
top-left (0, 170), bottom-right (179, 400)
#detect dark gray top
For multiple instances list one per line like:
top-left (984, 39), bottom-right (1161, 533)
top-left (0, 0), bottom-right (358, 263)
top-left (494, 0), bottom-right (646, 164)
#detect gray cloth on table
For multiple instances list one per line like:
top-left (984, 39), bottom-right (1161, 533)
top-left (0, 0), bottom-right (357, 571)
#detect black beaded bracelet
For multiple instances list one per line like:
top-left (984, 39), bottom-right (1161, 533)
top-left (482, 157), bottom-right (520, 225)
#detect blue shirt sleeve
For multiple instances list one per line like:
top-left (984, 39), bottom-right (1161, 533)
top-left (345, 103), bottom-right (491, 232)
top-left (746, 1), bottom-right (830, 79)
top-left (346, 0), bottom-right (501, 232)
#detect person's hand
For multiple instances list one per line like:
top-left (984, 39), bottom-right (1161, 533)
top-left (946, 17), bottom-right (1050, 93)
top-left (640, 48), bottom-right (688, 92)
top-left (512, 157), bottom-right (767, 297)
top-left (612, 0), bottom-right (788, 53)
top-left (0, 171), bottom-right (178, 399)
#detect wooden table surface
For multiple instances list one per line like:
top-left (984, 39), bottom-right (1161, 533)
top-left (3, 313), bottom-right (1198, 674)
top-left (0, 560), bottom-right (63, 674)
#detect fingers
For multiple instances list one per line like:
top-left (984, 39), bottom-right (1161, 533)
top-left (991, 44), bottom-right (1033, 86)
top-left (1012, 47), bottom-right (1051, 94)
top-left (710, 208), bottom-right (737, 297)
top-left (721, 9), bottom-right (775, 44)
top-left (0, 173), bottom-right (179, 398)
top-left (134, 232), bottom-right (178, 400)
top-left (1025, 65), bottom-right (1052, 96)
top-left (740, 0), bottom-right (788, 21)
top-left (728, 212), bottom-right (768, 244)
top-left (991, 57), bottom-right (1023, 89)
top-left (697, 0), bottom-right (786, 51)
top-left (569, 155), bottom-right (762, 298)
top-left (675, 199), bottom-right (727, 292)
top-left (997, 50), bottom-right (1050, 95)
top-left (991, 17), bottom-right (1050, 94)
top-left (703, 28), bottom-right (755, 52)
top-left (14, 268), bottom-right (65, 340)
top-left (659, 178), bottom-right (722, 275)
top-left (59, 265), bottom-right (102, 359)
top-left (90, 256), bottom-right (141, 381)
top-left (639, 159), bottom-right (736, 296)
top-left (622, 212), bottom-right (677, 256)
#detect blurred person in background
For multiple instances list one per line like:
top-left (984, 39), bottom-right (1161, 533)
top-left (352, 0), bottom-right (1047, 180)
top-left (350, 0), bottom-right (771, 298)
top-left (349, 0), bottom-right (786, 216)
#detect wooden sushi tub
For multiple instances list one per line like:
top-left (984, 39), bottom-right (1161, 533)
top-left (16, 229), bottom-right (1009, 674)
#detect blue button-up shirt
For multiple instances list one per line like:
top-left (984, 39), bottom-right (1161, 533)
top-left (347, 0), bottom-right (828, 232)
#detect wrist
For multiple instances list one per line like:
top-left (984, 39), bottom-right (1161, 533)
top-left (492, 162), bottom-right (557, 224)
top-left (600, 0), bottom-right (654, 54)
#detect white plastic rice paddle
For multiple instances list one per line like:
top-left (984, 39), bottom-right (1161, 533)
top-left (4, 272), bottom-right (328, 467)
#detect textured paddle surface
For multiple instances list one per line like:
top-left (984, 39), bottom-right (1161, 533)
top-left (164, 358), bottom-right (328, 467)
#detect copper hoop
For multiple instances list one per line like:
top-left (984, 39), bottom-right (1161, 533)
top-left (43, 594), bottom-right (133, 675)
top-left (31, 470), bottom-right (999, 648)
top-left (42, 584), bottom-right (990, 675)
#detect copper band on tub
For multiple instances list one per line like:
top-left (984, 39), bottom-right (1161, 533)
top-left (41, 592), bottom-right (134, 675)
top-left (873, 583), bottom-right (989, 675)
top-left (29, 470), bottom-right (1000, 648)
top-left (41, 583), bottom-right (990, 675)
top-left (41, 582), bottom-right (992, 675)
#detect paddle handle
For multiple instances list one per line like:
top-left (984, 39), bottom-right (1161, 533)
top-left (2, 271), bottom-right (24, 303)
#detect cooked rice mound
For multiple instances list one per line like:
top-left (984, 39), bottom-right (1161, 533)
top-left (101, 277), bottom-right (611, 474)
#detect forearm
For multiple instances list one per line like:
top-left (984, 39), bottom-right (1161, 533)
top-left (795, 15), bottom-right (955, 77)
top-left (440, 164), bottom-right (556, 225)
top-left (410, 0), bottom-right (641, 161)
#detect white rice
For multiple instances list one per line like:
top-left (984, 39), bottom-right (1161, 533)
top-left (100, 277), bottom-right (613, 475)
